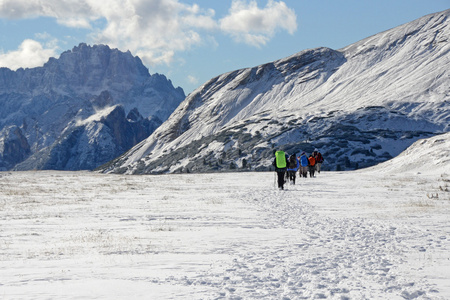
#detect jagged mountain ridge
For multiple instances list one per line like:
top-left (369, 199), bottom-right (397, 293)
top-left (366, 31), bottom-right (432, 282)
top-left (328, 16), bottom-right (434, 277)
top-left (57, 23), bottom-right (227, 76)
top-left (0, 43), bottom-right (185, 170)
top-left (102, 10), bottom-right (450, 174)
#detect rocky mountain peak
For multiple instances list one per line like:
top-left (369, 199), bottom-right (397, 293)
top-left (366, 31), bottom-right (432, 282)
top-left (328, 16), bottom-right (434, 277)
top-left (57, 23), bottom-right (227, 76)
top-left (41, 43), bottom-right (150, 92)
top-left (0, 43), bottom-right (185, 171)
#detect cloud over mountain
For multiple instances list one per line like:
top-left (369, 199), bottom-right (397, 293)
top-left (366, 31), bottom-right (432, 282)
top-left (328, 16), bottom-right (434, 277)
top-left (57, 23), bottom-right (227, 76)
top-left (0, 39), bottom-right (59, 70)
top-left (220, 0), bottom-right (297, 47)
top-left (0, 0), bottom-right (297, 69)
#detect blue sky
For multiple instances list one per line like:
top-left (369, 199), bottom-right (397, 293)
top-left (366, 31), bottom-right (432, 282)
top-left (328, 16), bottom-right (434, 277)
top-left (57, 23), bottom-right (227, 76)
top-left (0, 0), bottom-right (449, 94)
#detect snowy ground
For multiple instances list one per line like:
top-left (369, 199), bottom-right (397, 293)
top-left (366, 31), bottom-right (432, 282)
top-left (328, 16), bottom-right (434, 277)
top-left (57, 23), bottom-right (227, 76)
top-left (0, 169), bottom-right (449, 299)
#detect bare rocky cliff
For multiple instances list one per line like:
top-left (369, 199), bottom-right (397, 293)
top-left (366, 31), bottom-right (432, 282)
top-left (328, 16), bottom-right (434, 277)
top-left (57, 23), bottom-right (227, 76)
top-left (0, 43), bottom-right (185, 171)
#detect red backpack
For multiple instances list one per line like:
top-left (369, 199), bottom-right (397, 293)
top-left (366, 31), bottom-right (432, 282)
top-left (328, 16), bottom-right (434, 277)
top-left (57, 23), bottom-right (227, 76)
top-left (316, 152), bottom-right (323, 163)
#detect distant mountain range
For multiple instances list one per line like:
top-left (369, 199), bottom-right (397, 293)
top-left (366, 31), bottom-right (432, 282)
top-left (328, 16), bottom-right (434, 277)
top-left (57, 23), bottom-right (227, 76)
top-left (0, 43), bottom-right (185, 171)
top-left (100, 9), bottom-right (450, 174)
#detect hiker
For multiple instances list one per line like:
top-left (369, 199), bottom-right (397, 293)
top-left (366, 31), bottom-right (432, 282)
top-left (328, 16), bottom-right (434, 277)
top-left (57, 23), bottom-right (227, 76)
top-left (286, 153), bottom-right (300, 184)
top-left (299, 152), bottom-right (309, 178)
top-left (313, 149), bottom-right (324, 174)
top-left (273, 150), bottom-right (287, 190)
top-left (308, 154), bottom-right (316, 178)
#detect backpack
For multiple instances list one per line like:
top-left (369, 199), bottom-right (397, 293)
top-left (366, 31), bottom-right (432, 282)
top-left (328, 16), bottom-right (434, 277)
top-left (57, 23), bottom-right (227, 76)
top-left (308, 156), bottom-right (316, 166)
top-left (316, 152), bottom-right (323, 163)
top-left (289, 155), bottom-right (297, 169)
top-left (300, 155), bottom-right (308, 167)
top-left (275, 151), bottom-right (287, 168)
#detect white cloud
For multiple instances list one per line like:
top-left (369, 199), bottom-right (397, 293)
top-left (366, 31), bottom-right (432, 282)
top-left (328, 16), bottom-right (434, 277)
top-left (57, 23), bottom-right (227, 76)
top-left (0, 0), bottom-right (97, 27)
top-left (90, 0), bottom-right (219, 66)
top-left (0, 0), bottom-right (219, 66)
top-left (0, 0), bottom-right (297, 67)
top-left (187, 75), bottom-right (199, 85)
top-left (219, 0), bottom-right (297, 47)
top-left (34, 32), bottom-right (60, 49)
top-left (0, 39), bottom-right (59, 70)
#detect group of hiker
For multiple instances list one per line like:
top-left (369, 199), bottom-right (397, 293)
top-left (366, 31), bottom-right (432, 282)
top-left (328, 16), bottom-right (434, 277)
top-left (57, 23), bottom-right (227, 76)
top-left (273, 149), bottom-right (324, 190)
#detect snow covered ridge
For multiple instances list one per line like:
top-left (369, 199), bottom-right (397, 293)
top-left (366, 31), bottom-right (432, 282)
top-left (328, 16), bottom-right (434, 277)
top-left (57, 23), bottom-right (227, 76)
top-left (101, 9), bottom-right (450, 175)
top-left (368, 132), bottom-right (450, 175)
top-left (0, 43), bottom-right (185, 171)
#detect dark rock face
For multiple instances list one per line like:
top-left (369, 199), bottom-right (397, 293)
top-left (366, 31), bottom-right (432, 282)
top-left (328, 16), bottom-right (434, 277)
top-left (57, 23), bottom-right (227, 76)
top-left (0, 43), bottom-right (185, 170)
top-left (14, 105), bottom-right (161, 171)
top-left (0, 126), bottom-right (31, 171)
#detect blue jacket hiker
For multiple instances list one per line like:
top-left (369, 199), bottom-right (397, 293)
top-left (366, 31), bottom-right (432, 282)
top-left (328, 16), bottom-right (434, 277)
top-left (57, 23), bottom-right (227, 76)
top-left (299, 152), bottom-right (309, 178)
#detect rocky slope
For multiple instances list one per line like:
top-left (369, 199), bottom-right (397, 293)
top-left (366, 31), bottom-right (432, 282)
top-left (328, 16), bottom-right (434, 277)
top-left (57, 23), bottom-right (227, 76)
top-left (0, 43), bottom-right (185, 170)
top-left (101, 9), bottom-right (449, 174)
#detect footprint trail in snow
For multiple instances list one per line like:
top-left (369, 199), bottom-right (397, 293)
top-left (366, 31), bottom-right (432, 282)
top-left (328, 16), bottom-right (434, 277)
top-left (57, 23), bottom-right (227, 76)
top-left (179, 174), bottom-right (449, 299)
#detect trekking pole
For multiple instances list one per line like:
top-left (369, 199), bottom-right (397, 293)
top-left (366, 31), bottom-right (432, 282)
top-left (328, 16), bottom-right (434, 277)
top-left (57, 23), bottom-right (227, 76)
top-left (274, 172), bottom-right (276, 189)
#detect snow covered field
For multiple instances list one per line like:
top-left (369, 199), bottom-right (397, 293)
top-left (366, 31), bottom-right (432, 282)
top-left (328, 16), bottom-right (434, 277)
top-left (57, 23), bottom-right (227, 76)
top-left (1, 165), bottom-right (449, 299)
